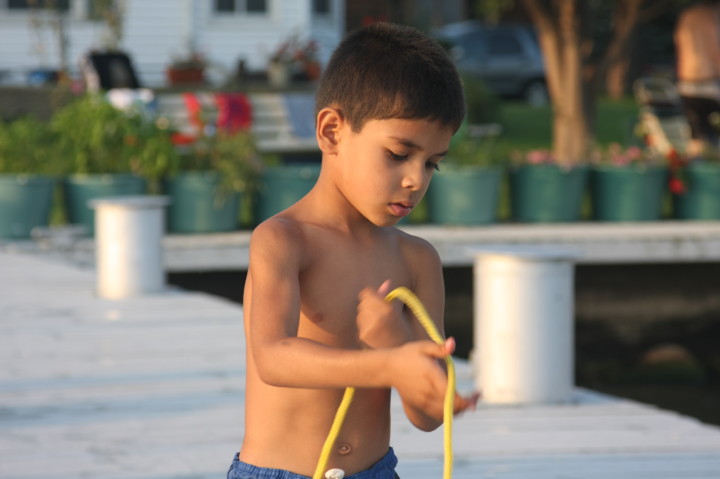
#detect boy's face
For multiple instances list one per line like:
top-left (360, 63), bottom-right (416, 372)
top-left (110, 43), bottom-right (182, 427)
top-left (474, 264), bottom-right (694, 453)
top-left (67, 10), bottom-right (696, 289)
top-left (335, 117), bottom-right (454, 227)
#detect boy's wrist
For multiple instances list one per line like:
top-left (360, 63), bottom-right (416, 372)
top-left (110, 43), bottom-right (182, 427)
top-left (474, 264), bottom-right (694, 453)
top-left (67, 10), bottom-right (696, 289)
top-left (371, 348), bottom-right (398, 389)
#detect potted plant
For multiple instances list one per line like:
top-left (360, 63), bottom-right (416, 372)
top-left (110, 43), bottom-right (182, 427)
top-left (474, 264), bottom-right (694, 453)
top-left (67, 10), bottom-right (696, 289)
top-left (164, 126), bottom-right (261, 233)
top-left (426, 74), bottom-right (504, 225)
top-left (166, 51), bottom-right (207, 86)
top-left (589, 143), bottom-right (667, 222)
top-left (254, 160), bottom-right (321, 224)
top-left (0, 116), bottom-right (58, 238)
top-left (426, 130), bottom-right (504, 225)
top-left (267, 33), bottom-right (320, 87)
top-left (669, 148), bottom-right (720, 220)
top-left (508, 149), bottom-right (589, 223)
top-left (51, 93), bottom-right (178, 234)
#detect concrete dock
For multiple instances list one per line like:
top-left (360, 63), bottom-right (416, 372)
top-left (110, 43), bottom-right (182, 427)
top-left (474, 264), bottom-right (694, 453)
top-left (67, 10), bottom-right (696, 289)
top-left (11, 221), bottom-right (720, 273)
top-left (2, 250), bottom-right (720, 478)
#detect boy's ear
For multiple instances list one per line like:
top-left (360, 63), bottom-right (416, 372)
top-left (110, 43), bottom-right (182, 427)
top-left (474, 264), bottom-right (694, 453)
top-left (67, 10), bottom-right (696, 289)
top-left (316, 107), bottom-right (344, 155)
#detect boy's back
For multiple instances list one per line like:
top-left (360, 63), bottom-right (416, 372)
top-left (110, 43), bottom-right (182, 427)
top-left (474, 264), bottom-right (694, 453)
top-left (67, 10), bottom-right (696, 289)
top-left (230, 23), bottom-right (477, 479)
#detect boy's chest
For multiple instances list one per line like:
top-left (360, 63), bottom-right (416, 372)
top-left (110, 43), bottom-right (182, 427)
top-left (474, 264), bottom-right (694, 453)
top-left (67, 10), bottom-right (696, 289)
top-left (297, 234), bottom-right (413, 344)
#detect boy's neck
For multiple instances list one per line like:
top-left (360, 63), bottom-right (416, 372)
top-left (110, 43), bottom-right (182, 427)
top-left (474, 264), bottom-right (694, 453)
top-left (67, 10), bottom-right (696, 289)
top-left (302, 173), bottom-right (390, 236)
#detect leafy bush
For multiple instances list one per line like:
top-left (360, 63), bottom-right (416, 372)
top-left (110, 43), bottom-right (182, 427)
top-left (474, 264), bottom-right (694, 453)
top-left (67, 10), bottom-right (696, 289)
top-left (0, 116), bottom-right (59, 175)
top-left (51, 94), bottom-right (178, 184)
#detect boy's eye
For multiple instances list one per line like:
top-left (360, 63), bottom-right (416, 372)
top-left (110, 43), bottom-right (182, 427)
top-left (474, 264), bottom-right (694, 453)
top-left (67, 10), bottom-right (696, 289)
top-left (386, 150), bottom-right (409, 161)
top-left (426, 161), bottom-right (440, 171)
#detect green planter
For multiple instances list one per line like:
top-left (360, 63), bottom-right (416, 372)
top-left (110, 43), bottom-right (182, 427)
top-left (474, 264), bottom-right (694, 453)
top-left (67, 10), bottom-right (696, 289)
top-left (427, 166), bottom-right (503, 225)
top-left (510, 164), bottom-right (588, 223)
top-left (673, 162), bottom-right (720, 220)
top-left (163, 171), bottom-right (241, 233)
top-left (590, 165), bottom-right (667, 221)
top-left (0, 174), bottom-right (56, 239)
top-left (255, 164), bottom-right (320, 224)
top-left (63, 174), bottom-right (147, 235)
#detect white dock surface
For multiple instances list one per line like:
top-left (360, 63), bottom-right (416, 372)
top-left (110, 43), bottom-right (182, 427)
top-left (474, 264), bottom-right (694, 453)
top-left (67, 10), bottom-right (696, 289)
top-left (2, 251), bottom-right (720, 479)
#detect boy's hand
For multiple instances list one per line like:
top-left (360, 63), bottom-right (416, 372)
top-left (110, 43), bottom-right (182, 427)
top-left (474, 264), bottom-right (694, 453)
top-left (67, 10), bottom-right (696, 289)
top-left (391, 338), bottom-right (479, 423)
top-left (357, 280), bottom-right (413, 349)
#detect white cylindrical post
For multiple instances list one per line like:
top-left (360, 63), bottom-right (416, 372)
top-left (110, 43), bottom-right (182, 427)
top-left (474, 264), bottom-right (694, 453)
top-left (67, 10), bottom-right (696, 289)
top-left (473, 247), bottom-right (576, 404)
top-left (90, 196), bottom-right (170, 299)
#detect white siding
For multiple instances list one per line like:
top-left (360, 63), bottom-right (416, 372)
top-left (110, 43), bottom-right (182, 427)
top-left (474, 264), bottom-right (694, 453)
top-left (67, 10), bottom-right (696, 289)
top-left (0, 0), bottom-right (343, 88)
top-left (122, 0), bottom-right (190, 86)
top-left (311, 0), bottom-right (345, 64)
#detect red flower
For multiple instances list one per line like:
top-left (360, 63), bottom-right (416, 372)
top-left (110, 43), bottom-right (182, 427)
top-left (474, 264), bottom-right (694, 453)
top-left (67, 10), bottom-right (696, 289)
top-left (669, 177), bottom-right (686, 195)
top-left (171, 132), bottom-right (196, 145)
top-left (667, 148), bottom-right (685, 169)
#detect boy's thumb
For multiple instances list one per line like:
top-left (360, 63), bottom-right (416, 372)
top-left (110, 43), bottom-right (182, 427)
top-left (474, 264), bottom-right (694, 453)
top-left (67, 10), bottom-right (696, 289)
top-left (378, 279), bottom-right (392, 296)
top-left (421, 337), bottom-right (455, 358)
top-left (443, 337), bottom-right (456, 356)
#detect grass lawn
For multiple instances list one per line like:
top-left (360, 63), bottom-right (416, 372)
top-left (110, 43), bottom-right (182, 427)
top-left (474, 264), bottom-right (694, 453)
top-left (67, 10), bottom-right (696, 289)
top-left (492, 96), bottom-right (641, 159)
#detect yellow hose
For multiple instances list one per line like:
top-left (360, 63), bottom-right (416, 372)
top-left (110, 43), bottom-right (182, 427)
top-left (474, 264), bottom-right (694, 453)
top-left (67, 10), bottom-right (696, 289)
top-left (313, 286), bottom-right (454, 479)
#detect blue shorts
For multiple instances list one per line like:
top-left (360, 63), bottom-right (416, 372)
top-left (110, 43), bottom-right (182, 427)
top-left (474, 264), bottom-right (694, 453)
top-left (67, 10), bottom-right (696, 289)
top-left (227, 447), bottom-right (399, 479)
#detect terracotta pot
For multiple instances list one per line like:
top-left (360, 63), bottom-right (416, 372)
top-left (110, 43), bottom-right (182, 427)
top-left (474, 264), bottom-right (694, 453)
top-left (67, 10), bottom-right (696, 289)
top-left (303, 61), bottom-right (321, 81)
top-left (166, 67), bottom-right (204, 86)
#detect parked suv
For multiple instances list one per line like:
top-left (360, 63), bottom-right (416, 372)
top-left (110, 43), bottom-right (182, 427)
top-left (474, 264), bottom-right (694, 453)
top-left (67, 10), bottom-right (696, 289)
top-left (435, 21), bottom-right (548, 106)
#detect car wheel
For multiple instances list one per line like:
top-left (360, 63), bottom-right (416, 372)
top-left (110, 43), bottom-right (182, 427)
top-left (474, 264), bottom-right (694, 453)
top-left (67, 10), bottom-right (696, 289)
top-left (524, 80), bottom-right (548, 107)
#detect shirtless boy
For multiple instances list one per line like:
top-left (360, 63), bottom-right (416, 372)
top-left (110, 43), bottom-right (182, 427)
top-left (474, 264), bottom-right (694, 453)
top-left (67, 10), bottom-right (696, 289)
top-left (229, 22), bottom-right (478, 479)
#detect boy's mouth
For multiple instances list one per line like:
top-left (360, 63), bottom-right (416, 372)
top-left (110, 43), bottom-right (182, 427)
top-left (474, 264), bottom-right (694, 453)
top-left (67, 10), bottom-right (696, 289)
top-left (389, 201), bottom-right (415, 217)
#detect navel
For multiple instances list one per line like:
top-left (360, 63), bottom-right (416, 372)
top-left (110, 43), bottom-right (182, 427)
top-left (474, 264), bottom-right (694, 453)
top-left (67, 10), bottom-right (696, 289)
top-left (337, 443), bottom-right (353, 455)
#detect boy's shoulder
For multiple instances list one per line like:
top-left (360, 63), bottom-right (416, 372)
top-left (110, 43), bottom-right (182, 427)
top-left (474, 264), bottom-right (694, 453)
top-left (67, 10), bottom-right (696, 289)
top-left (250, 215), bottom-right (441, 270)
top-left (393, 227), bottom-right (442, 266)
top-left (249, 215), bottom-right (310, 267)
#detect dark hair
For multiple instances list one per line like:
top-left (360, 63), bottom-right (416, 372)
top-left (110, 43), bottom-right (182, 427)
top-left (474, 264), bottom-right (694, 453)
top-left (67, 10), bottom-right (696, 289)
top-left (315, 22), bottom-right (465, 132)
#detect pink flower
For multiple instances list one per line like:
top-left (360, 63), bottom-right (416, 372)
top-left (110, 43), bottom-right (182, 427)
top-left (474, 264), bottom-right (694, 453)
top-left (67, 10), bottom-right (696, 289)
top-left (526, 149), bottom-right (553, 164)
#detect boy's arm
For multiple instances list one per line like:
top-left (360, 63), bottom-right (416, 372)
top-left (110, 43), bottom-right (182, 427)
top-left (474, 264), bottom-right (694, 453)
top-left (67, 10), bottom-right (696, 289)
top-left (247, 219), bottom-right (452, 407)
top-left (357, 237), bottom-right (478, 430)
top-left (399, 238), bottom-right (477, 430)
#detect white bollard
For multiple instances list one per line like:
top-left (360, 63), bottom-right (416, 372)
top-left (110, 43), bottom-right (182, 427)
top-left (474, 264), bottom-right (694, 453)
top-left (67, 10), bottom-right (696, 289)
top-left (472, 247), bottom-right (576, 404)
top-left (90, 196), bottom-right (170, 299)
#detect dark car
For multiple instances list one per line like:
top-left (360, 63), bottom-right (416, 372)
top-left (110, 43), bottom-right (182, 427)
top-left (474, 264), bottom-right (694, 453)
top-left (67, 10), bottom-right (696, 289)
top-left (435, 21), bottom-right (548, 106)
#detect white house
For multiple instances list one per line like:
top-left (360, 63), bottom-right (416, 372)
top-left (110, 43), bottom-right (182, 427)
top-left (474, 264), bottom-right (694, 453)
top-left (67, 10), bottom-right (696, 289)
top-left (0, 0), bottom-right (345, 88)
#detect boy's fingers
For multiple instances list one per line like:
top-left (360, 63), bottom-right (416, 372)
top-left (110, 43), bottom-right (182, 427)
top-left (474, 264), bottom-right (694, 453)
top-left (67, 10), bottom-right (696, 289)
top-left (377, 279), bottom-right (392, 296)
top-left (465, 391), bottom-right (481, 409)
top-left (358, 286), bottom-right (380, 303)
top-left (453, 391), bottom-right (480, 414)
top-left (443, 337), bottom-right (456, 356)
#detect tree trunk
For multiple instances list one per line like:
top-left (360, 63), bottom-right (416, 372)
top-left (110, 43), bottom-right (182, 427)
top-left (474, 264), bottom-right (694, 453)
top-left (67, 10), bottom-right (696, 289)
top-left (599, 0), bottom-right (643, 100)
top-left (523, 0), bottom-right (588, 166)
top-left (606, 56), bottom-right (631, 99)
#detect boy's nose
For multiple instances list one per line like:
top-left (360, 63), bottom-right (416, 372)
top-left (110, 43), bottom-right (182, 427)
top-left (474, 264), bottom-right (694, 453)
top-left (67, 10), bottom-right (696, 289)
top-left (401, 164), bottom-right (425, 191)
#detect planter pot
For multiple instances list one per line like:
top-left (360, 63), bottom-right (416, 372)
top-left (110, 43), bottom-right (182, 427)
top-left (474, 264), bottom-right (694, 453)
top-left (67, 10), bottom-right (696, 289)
top-left (255, 164), bottom-right (320, 224)
top-left (166, 67), bottom-right (204, 86)
top-left (63, 174), bottom-right (147, 235)
top-left (673, 161), bottom-right (720, 220)
top-left (267, 62), bottom-right (291, 88)
top-left (590, 165), bottom-right (667, 221)
top-left (303, 61), bottom-right (321, 81)
top-left (163, 171), bottom-right (241, 233)
top-left (427, 166), bottom-right (503, 225)
top-left (0, 174), bottom-right (55, 239)
top-left (510, 164), bottom-right (589, 223)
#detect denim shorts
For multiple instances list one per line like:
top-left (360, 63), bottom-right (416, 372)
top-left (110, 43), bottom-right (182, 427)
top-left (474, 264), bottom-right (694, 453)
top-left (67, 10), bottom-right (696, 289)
top-left (227, 447), bottom-right (399, 479)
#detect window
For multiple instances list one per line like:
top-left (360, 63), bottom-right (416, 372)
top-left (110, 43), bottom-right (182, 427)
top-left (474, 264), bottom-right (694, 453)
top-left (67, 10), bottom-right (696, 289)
top-left (215, 0), bottom-right (267, 14)
top-left (8, 0), bottom-right (70, 11)
top-left (313, 0), bottom-right (329, 15)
